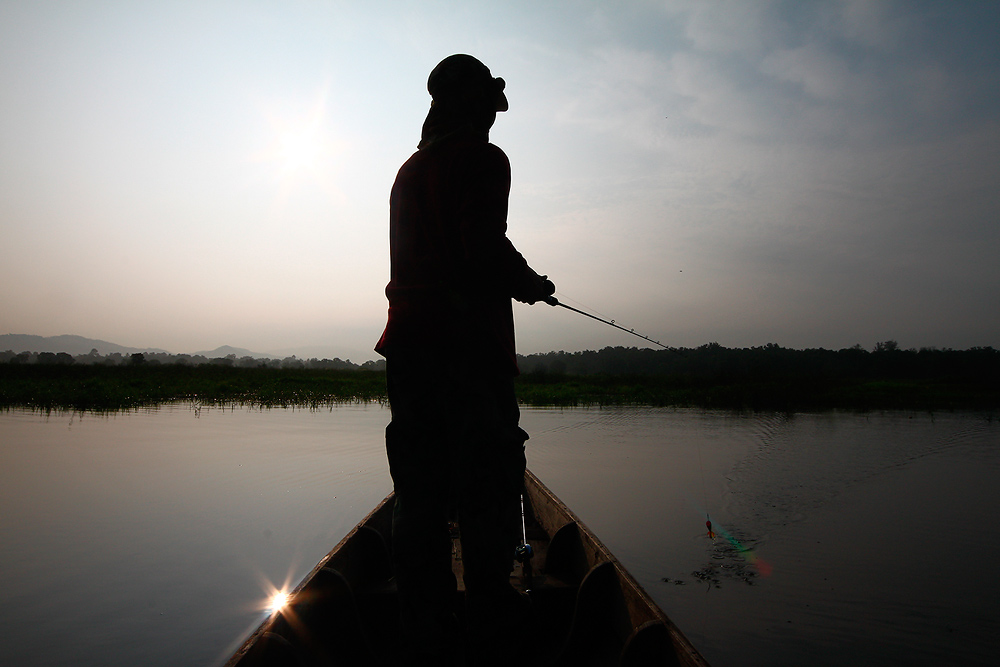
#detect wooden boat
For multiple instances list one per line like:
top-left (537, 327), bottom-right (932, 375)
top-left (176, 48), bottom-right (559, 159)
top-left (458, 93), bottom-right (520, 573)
top-left (225, 469), bottom-right (710, 666)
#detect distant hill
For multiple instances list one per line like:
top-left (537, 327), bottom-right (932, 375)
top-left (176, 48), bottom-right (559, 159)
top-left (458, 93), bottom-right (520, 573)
top-left (1, 335), bottom-right (332, 361)
top-left (0, 334), bottom-right (168, 356)
top-left (2, 333), bottom-right (385, 363)
top-left (189, 345), bottom-right (269, 359)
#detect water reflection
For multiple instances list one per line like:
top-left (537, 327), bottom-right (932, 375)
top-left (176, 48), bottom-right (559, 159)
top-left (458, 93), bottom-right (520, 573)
top-left (0, 405), bottom-right (997, 666)
top-left (521, 408), bottom-right (1000, 666)
top-left (0, 404), bottom-right (393, 667)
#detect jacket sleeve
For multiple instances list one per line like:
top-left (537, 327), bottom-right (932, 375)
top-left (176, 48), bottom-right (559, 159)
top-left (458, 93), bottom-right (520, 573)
top-left (456, 143), bottom-right (546, 301)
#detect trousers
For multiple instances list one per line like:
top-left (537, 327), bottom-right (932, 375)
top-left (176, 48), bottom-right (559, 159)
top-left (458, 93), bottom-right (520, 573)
top-left (385, 353), bottom-right (528, 664)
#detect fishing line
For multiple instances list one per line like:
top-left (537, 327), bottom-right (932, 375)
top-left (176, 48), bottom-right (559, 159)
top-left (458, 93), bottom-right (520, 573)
top-left (543, 295), bottom-right (669, 349)
top-left (550, 292), bottom-right (616, 323)
top-left (542, 293), bottom-right (709, 535)
top-left (696, 437), bottom-right (714, 539)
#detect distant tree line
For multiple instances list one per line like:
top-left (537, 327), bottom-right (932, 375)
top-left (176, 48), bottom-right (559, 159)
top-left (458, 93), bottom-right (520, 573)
top-left (516, 341), bottom-right (999, 384)
top-left (3, 341), bottom-right (998, 412)
top-left (510, 341), bottom-right (999, 410)
top-left (5, 340), bottom-right (998, 385)
top-left (0, 348), bottom-right (386, 372)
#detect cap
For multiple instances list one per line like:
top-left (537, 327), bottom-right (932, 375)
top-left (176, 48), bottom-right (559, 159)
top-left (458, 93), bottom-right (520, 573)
top-left (427, 54), bottom-right (508, 112)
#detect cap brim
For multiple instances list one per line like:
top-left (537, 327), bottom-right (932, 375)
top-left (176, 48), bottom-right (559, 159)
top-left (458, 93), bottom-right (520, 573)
top-left (494, 76), bottom-right (508, 112)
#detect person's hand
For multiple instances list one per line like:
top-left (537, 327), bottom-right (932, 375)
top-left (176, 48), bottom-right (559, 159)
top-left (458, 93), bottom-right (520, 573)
top-left (522, 274), bottom-right (555, 305)
top-left (540, 277), bottom-right (555, 299)
top-left (514, 272), bottom-right (556, 304)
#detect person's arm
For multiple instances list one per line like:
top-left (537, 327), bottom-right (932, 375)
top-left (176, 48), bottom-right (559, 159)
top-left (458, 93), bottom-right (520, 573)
top-left (457, 144), bottom-right (554, 303)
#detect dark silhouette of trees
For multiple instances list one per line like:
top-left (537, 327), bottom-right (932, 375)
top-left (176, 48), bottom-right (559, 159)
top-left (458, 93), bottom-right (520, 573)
top-left (0, 348), bottom-right (387, 372)
top-left (517, 343), bottom-right (998, 382)
top-left (2, 343), bottom-right (997, 411)
top-left (515, 344), bottom-right (999, 410)
top-left (874, 340), bottom-right (899, 353)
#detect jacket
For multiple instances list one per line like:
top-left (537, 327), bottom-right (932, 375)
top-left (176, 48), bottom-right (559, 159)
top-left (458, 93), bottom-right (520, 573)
top-left (375, 132), bottom-right (543, 374)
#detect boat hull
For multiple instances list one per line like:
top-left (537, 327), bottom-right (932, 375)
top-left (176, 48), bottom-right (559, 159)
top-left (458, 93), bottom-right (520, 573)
top-left (225, 470), bottom-right (709, 666)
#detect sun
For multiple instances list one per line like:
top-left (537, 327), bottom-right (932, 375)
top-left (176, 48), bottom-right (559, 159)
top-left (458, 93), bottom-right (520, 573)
top-left (255, 90), bottom-right (337, 181)
top-left (273, 116), bottom-right (324, 174)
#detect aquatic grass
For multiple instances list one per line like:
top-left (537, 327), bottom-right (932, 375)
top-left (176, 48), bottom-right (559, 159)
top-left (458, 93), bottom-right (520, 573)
top-left (0, 365), bottom-right (387, 413)
top-left (2, 361), bottom-right (997, 413)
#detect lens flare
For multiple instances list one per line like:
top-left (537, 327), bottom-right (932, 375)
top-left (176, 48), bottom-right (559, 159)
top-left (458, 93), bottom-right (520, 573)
top-left (715, 523), bottom-right (773, 577)
top-left (267, 591), bottom-right (289, 613)
top-left (689, 499), bottom-right (773, 577)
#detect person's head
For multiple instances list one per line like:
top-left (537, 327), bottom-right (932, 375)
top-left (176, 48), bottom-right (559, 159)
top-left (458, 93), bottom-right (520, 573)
top-left (419, 55), bottom-right (507, 148)
top-left (427, 54), bottom-right (508, 116)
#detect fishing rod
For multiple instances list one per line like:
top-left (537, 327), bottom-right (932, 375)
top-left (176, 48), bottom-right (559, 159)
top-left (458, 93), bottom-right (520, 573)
top-left (543, 296), bottom-right (669, 349)
top-left (514, 493), bottom-right (534, 593)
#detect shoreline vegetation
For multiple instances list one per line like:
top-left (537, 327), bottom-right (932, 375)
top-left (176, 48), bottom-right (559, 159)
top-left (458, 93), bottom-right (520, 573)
top-left (2, 342), bottom-right (998, 414)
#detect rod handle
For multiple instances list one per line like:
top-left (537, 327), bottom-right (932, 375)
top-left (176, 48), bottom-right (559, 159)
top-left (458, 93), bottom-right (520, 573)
top-left (542, 295), bottom-right (559, 306)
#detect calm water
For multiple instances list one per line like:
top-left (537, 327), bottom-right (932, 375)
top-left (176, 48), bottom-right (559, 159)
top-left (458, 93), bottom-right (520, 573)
top-left (1, 405), bottom-right (997, 666)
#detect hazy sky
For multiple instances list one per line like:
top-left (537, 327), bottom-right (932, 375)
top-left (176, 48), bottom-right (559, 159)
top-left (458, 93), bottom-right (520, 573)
top-left (2, 1), bottom-right (998, 361)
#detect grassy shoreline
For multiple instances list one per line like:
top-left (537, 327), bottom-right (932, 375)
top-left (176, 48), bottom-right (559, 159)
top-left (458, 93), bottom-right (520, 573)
top-left (2, 364), bottom-right (998, 414)
top-left (0, 365), bottom-right (387, 412)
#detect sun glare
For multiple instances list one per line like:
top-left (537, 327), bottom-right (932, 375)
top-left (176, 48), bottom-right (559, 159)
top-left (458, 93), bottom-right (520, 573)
top-left (267, 591), bottom-right (289, 614)
top-left (255, 89), bottom-right (339, 182)
top-left (274, 119), bottom-right (323, 173)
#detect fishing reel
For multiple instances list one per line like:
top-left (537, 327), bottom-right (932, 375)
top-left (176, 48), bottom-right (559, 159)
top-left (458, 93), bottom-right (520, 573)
top-left (514, 543), bottom-right (533, 563)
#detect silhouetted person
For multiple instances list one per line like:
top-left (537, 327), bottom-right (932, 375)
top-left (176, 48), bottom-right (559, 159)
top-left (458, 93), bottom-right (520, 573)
top-left (375, 54), bottom-right (555, 666)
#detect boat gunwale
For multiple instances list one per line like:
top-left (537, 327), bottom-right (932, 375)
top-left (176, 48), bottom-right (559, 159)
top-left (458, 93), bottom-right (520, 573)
top-left (523, 469), bottom-right (710, 667)
top-left (225, 470), bottom-right (710, 666)
top-left (223, 493), bottom-right (395, 667)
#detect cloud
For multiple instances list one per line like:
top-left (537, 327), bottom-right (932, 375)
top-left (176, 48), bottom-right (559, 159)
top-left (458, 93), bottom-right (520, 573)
top-left (554, 46), bottom-right (674, 146)
top-left (667, 0), bottom-right (773, 56)
top-left (2, 1), bottom-right (998, 354)
top-left (834, 0), bottom-right (908, 50)
top-left (760, 44), bottom-right (854, 101)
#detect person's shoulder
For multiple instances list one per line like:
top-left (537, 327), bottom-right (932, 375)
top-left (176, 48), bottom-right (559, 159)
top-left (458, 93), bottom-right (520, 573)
top-left (483, 141), bottom-right (508, 159)
top-left (414, 136), bottom-right (509, 174)
top-left (395, 148), bottom-right (426, 177)
top-left (475, 141), bottom-right (510, 170)
top-left (446, 134), bottom-right (506, 158)
top-left (399, 147), bottom-right (424, 167)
